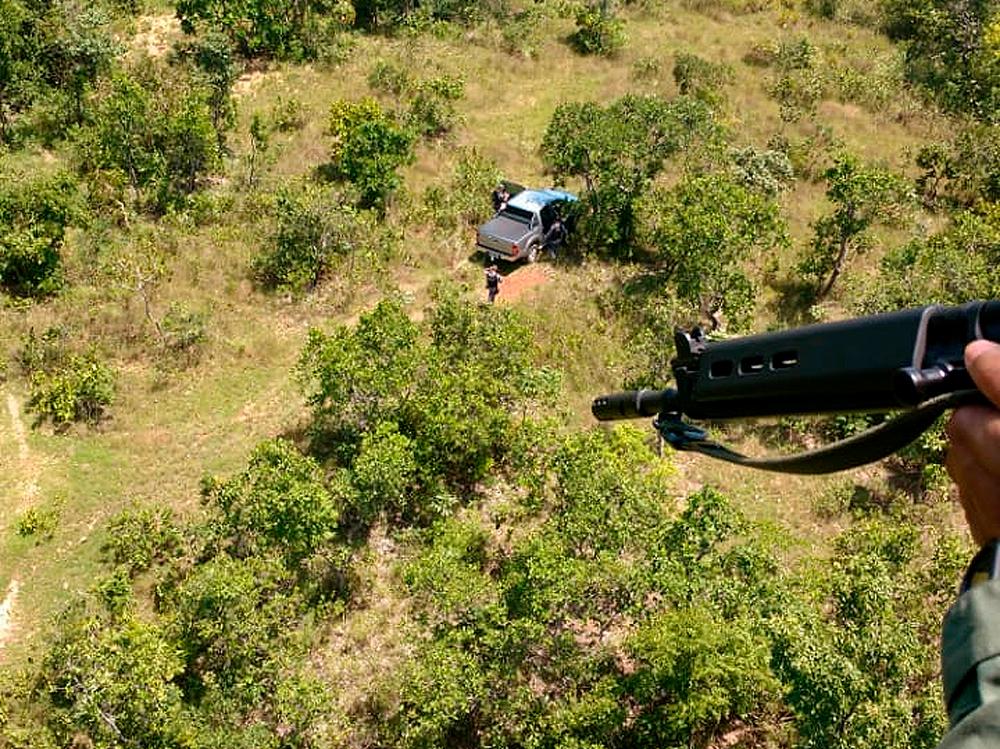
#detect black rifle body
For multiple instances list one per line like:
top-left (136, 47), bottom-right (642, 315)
top-left (593, 301), bottom-right (1000, 423)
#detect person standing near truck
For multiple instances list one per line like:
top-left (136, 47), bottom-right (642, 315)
top-left (492, 184), bottom-right (510, 214)
top-left (485, 265), bottom-right (502, 303)
top-left (542, 214), bottom-right (567, 260)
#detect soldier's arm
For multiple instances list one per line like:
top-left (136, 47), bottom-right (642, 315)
top-left (938, 341), bottom-right (1000, 745)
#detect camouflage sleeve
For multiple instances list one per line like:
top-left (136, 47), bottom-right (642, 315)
top-left (938, 580), bottom-right (1000, 747)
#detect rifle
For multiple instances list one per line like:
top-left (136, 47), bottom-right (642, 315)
top-left (592, 301), bottom-right (1000, 474)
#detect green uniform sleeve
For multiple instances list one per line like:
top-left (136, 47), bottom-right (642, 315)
top-left (938, 580), bottom-right (1000, 747)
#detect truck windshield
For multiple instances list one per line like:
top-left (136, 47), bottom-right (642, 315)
top-left (500, 205), bottom-right (533, 223)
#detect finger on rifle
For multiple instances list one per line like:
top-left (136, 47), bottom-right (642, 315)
top-left (966, 340), bottom-right (1000, 410)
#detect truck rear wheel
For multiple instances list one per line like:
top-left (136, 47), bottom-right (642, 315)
top-left (526, 243), bottom-right (539, 263)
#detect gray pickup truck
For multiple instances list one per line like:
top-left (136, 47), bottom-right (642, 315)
top-left (476, 188), bottom-right (578, 263)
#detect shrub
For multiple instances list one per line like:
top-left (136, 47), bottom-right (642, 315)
top-left (165, 555), bottom-right (300, 701)
top-left (269, 95), bottom-right (306, 132)
top-left (499, 6), bottom-right (546, 58)
top-left (405, 75), bottom-right (465, 138)
top-left (635, 173), bottom-right (788, 330)
top-left (27, 350), bottom-right (115, 428)
top-left (74, 66), bottom-right (223, 213)
top-left (176, 0), bottom-right (355, 60)
top-left (18, 326), bottom-right (70, 375)
top-left (883, 0), bottom-right (1000, 120)
top-left (201, 438), bottom-right (342, 566)
top-left (915, 123), bottom-right (1000, 208)
top-left (0, 172), bottom-right (82, 298)
top-left (672, 52), bottom-right (733, 105)
top-left (368, 58), bottom-right (412, 95)
top-left (540, 94), bottom-right (719, 256)
top-left (728, 145), bottom-right (794, 197)
top-left (326, 98), bottom-right (415, 210)
top-left (421, 147), bottom-right (501, 229)
top-left (16, 505), bottom-right (60, 539)
top-left (856, 207), bottom-right (1000, 312)
top-left (36, 605), bottom-right (185, 748)
top-left (351, 422), bottom-right (419, 524)
top-left (104, 505), bottom-right (183, 575)
top-left (571, 1), bottom-right (627, 57)
top-left (799, 153), bottom-right (912, 299)
top-left (252, 181), bottom-right (374, 293)
top-left (160, 302), bottom-right (209, 360)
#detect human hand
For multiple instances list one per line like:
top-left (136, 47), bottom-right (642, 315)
top-left (945, 340), bottom-right (1000, 546)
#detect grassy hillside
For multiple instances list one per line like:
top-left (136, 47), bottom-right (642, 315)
top-left (1, 0), bottom-right (995, 745)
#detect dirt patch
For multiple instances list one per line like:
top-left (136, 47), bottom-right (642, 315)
top-left (234, 70), bottom-right (270, 97)
top-left (5, 392), bottom-right (38, 510)
top-left (493, 264), bottom-right (554, 304)
top-left (7, 393), bottom-right (28, 463)
top-left (0, 579), bottom-right (21, 655)
top-left (132, 14), bottom-right (180, 59)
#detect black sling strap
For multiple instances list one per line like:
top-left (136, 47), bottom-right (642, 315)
top-left (654, 390), bottom-right (988, 474)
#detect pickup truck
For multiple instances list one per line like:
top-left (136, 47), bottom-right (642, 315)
top-left (476, 188), bottom-right (578, 263)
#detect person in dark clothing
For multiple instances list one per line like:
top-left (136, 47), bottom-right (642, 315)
top-left (939, 339), bottom-right (1000, 747)
top-left (542, 215), bottom-right (567, 260)
top-left (492, 184), bottom-right (510, 214)
top-left (485, 265), bottom-right (502, 303)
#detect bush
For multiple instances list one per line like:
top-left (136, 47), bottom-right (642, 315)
top-left (405, 75), bottom-right (465, 138)
top-left (0, 172), bottom-right (82, 298)
top-left (634, 173), bottom-right (788, 330)
top-left (326, 98), bottom-right (415, 210)
top-left (540, 94), bottom-right (719, 256)
top-left (160, 302), bottom-right (209, 361)
top-left (27, 350), bottom-right (115, 428)
top-left (15, 505), bottom-right (60, 539)
top-left (883, 0), bottom-right (1000, 120)
top-left (673, 52), bottom-right (733, 105)
top-left (202, 438), bottom-right (343, 566)
top-left (36, 605), bottom-right (185, 748)
top-left (571, 1), bottom-right (627, 57)
top-left (166, 555), bottom-right (301, 702)
top-left (252, 181), bottom-right (375, 293)
top-left (799, 153), bottom-right (912, 299)
top-left (74, 64), bottom-right (224, 214)
top-left (856, 207), bottom-right (1000, 312)
top-left (104, 505), bottom-right (183, 575)
top-left (176, 0), bottom-right (355, 60)
top-left (421, 147), bottom-right (501, 229)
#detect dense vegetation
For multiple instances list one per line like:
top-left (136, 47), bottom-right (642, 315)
top-left (2, 0), bottom-right (1000, 747)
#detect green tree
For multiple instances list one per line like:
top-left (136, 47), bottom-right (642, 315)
top-left (42, 3), bottom-right (120, 126)
top-left (635, 173), bottom-right (788, 330)
top-left (571, 0), bottom-right (627, 57)
top-left (0, 171), bottom-right (82, 297)
top-left (0, 0), bottom-right (40, 142)
top-left (540, 94), bottom-right (718, 256)
top-left (326, 97), bottom-right (415, 211)
top-left (177, 29), bottom-right (239, 150)
top-left (74, 65), bottom-right (223, 212)
top-left (252, 181), bottom-right (374, 293)
top-left (858, 206), bottom-right (1000, 312)
top-left (883, 0), bottom-right (1000, 120)
top-left (176, 0), bottom-right (355, 60)
top-left (799, 154), bottom-right (911, 299)
top-left (915, 123), bottom-right (1000, 208)
top-left (201, 438), bottom-right (341, 566)
top-left (673, 52), bottom-right (734, 105)
top-left (27, 350), bottom-right (116, 428)
top-left (36, 604), bottom-right (185, 748)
